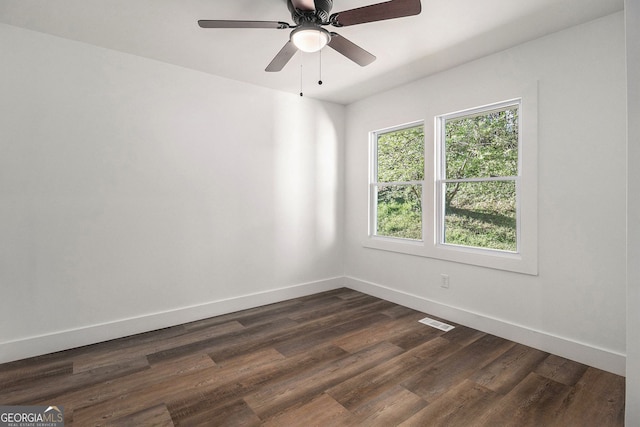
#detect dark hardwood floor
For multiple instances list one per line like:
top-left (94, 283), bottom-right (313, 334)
top-left (0, 288), bottom-right (625, 426)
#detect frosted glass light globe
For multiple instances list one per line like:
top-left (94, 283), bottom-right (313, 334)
top-left (291, 27), bottom-right (330, 53)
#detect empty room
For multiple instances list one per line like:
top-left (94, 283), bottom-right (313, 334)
top-left (1, 0), bottom-right (639, 425)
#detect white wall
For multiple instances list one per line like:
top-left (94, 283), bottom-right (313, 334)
top-left (344, 13), bottom-right (627, 374)
top-left (626, 0), bottom-right (640, 422)
top-left (0, 24), bottom-right (345, 362)
top-left (0, 11), bottom-right (632, 383)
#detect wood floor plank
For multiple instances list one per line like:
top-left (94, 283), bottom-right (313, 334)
top-left (437, 324), bottom-right (486, 347)
top-left (331, 311), bottom-right (427, 354)
top-left (165, 343), bottom-right (348, 422)
top-left (70, 361), bottom-right (223, 425)
top-left (477, 372), bottom-right (574, 427)
top-left (381, 304), bottom-right (421, 319)
top-left (350, 384), bottom-right (427, 426)
top-left (147, 318), bottom-right (297, 364)
top-left (274, 312), bottom-right (390, 356)
top-left (173, 398), bottom-right (262, 427)
top-left (332, 288), bottom-right (370, 301)
top-left (401, 334), bottom-right (515, 403)
top-left (73, 321), bottom-right (244, 373)
top-left (227, 301), bottom-right (309, 328)
top-left (399, 379), bottom-right (500, 427)
top-left (326, 337), bottom-right (459, 410)
top-left (104, 404), bottom-right (175, 427)
top-left (0, 356), bottom-right (150, 406)
top-left (534, 353), bottom-right (589, 386)
top-left (0, 358), bottom-right (73, 390)
top-left (262, 393), bottom-right (357, 427)
top-left (208, 300), bottom-right (393, 362)
top-left (181, 298), bottom-right (302, 332)
top-left (243, 341), bottom-right (404, 419)
top-left (554, 367), bottom-right (626, 426)
top-left (56, 353), bottom-right (216, 414)
top-left (67, 324), bottom-right (190, 367)
top-left (386, 322), bottom-right (445, 350)
top-left (287, 294), bottom-right (392, 323)
top-left (470, 343), bottom-right (549, 394)
top-left (0, 288), bottom-right (625, 426)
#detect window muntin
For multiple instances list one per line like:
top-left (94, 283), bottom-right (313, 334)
top-left (437, 101), bottom-right (520, 252)
top-left (370, 123), bottom-right (425, 241)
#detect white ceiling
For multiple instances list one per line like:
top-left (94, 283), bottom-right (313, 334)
top-left (0, 0), bottom-right (624, 104)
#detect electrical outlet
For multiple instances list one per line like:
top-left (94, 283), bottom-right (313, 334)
top-left (440, 274), bottom-right (450, 289)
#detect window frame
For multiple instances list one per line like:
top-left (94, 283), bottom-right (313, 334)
top-left (369, 121), bottom-right (425, 242)
top-left (435, 99), bottom-right (522, 254)
top-left (364, 82), bottom-right (538, 275)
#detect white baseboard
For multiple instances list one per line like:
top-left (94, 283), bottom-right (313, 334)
top-left (2, 275), bottom-right (626, 376)
top-left (0, 277), bottom-right (344, 364)
top-left (343, 276), bottom-right (626, 376)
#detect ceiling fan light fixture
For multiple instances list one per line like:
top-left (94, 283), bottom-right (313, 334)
top-left (291, 26), bottom-right (330, 53)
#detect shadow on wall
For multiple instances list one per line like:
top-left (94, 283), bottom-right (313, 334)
top-left (271, 95), bottom-right (342, 282)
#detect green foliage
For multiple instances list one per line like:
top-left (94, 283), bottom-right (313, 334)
top-left (377, 126), bottom-right (424, 182)
top-left (444, 208), bottom-right (517, 251)
top-left (444, 181), bottom-right (517, 251)
top-left (377, 186), bottom-right (422, 240)
top-left (445, 108), bottom-right (518, 179)
top-left (375, 126), bottom-right (424, 240)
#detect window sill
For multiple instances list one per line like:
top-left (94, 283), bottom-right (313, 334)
top-left (362, 237), bottom-right (538, 275)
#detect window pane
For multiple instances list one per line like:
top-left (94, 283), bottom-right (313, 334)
top-left (445, 107), bottom-right (518, 179)
top-left (377, 126), bottom-right (424, 182)
top-left (443, 181), bottom-right (516, 251)
top-left (376, 184), bottom-right (422, 240)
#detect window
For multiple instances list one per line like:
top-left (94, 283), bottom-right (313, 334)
top-left (365, 83), bottom-right (538, 275)
top-left (370, 123), bottom-right (424, 240)
top-left (436, 100), bottom-right (520, 253)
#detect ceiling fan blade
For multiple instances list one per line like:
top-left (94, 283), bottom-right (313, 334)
top-left (265, 41), bottom-right (299, 72)
top-left (198, 20), bottom-right (290, 29)
top-left (290, 0), bottom-right (315, 11)
top-left (327, 33), bottom-right (376, 66)
top-left (330, 0), bottom-right (421, 27)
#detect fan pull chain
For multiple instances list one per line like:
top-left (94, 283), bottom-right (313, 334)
top-left (299, 63), bottom-right (304, 97)
top-left (318, 48), bottom-right (323, 86)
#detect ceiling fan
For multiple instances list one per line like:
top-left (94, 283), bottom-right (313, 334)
top-left (198, 0), bottom-right (422, 72)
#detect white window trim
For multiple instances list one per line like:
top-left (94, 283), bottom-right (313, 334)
top-left (436, 98), bottom-right (521, 253)
top-left (364, 82), bottom-right (538, 275)
top-left (368, 121), bottom-right (425, 242)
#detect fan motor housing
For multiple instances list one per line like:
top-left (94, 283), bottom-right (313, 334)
top-left (288, 0), bottom-right (333, 24)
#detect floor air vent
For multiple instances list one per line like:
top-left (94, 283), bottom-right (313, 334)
top-left (419, 316), bottom-right (455, 332)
